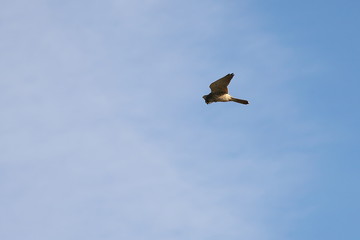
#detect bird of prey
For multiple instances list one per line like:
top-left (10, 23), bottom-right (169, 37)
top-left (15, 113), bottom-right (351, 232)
top-left (203, 73), bottom-right (249, 105)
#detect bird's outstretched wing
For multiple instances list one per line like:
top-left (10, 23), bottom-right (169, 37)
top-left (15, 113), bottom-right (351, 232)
top-left (209, 73), bottom-right (234, 94)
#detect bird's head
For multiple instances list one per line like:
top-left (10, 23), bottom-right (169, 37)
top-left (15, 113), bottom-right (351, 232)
top-left (202, 95), bottom-right (210, 104)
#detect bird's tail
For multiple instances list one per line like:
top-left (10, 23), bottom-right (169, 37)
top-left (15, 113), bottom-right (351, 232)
top-left (230, 97), bottom-right (249, 105)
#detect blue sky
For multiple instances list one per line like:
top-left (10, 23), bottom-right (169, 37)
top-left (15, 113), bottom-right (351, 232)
top-left (1, 0), bottom-right (359, 239)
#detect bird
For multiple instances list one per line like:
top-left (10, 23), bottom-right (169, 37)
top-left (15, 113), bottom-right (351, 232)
top-left (203, 73), bottom-right (249, 105)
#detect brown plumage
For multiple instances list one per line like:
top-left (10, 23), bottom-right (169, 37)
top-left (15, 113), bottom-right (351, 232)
top-left (203, 73), bottom-right (249, 105)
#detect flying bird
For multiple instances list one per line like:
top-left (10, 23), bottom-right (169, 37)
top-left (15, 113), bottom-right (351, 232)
top-left (203, 73), bottom-right (249, 105)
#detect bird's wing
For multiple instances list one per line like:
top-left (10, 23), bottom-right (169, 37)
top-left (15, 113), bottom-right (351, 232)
top-left (209, 73), bottom-right (234, 94)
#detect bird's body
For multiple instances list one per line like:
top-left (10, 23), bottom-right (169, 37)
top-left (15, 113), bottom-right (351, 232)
top-left (203, 73), bottom-right (249, 105)
top-left (204, 93), bottom-right (232, 102)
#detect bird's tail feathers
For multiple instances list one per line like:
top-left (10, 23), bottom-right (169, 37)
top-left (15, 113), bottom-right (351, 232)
top-left (230, 97), bottom-right (249, 105)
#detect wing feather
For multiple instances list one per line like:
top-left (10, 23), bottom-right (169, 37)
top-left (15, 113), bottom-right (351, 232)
top-left (209, 73), bottom-right (234, 94)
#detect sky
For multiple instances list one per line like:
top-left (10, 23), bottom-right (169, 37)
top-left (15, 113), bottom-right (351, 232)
top-left (0, 0), bottom-right (359, 239)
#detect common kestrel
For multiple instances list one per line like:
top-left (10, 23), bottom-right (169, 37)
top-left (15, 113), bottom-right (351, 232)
top-left (203, 73), bottom-right (249, 105)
